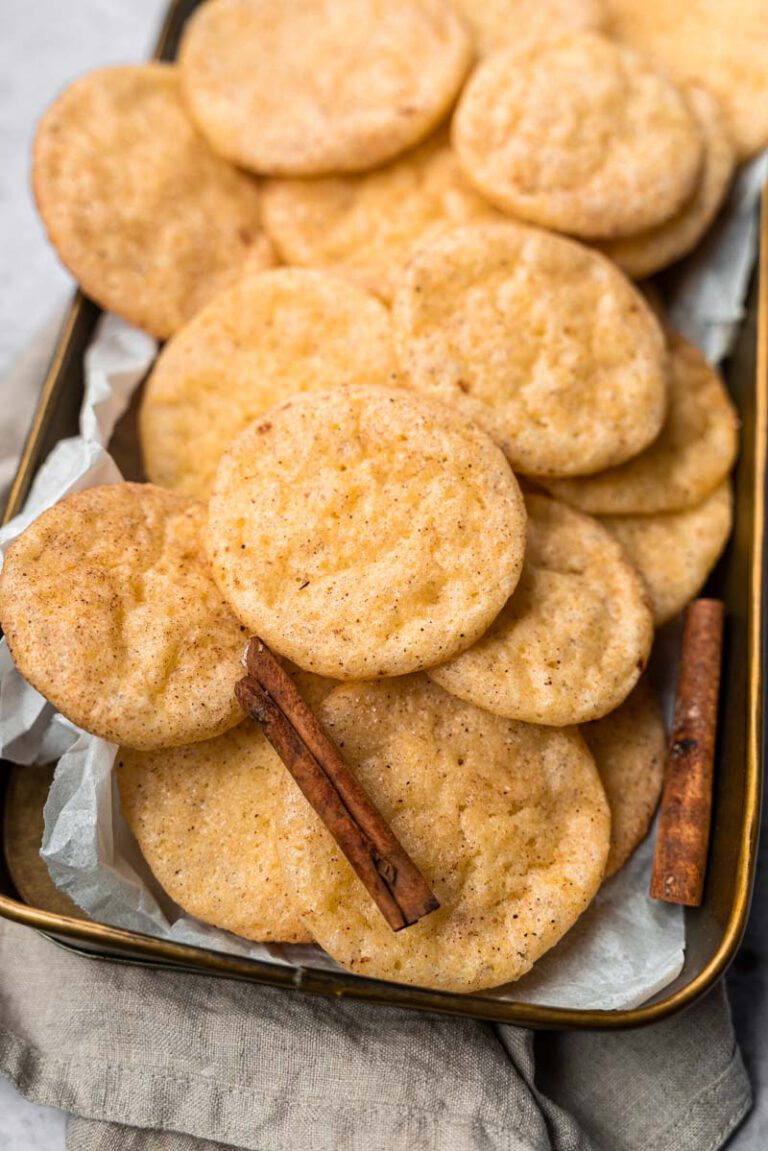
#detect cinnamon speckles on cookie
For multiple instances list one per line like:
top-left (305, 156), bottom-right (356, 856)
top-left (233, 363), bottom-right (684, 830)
top-left (118, 725), bottom-right (310, 942)
top-left (179, 0), bottom-right (472, 175)
top-left (452, 32), bottom-right (704, 239)
top-left (140, 269), bottom-right (398, 500)
top-left (275, 676), bottom-right (610, 991)
top-left (206, 386), bottom-right (527, 679)
top-left (0, 483), bottom-right (246, 749)
top-left (429, 495), bottom-right (654, 724)
top-left (32, 64), bottom-right (275, 339)
top-left (393, 222), bottom-right (668, 477)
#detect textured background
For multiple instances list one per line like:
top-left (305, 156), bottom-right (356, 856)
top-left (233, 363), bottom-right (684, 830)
top-left (0, 4), bottom-right (166, 1146)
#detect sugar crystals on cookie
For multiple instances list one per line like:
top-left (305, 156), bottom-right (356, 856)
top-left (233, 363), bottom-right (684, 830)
top-left (0, 484), bottom-right (247, 749)
top-left (206, 386), bottom-right (527, 679)
top-left (32, 64), bottom-right (275, 339)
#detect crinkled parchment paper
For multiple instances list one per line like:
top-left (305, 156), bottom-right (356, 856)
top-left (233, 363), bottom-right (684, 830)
top-left (1, 155), bottom-right (765, 1008)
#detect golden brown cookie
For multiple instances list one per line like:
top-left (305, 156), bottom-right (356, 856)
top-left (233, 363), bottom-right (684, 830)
top-left (284, 662), bottom-right (340, 711)
top-left (449, 0), bottom-right (605, 59)
top-left (117, 725), bottom-right (310, 943)
top-left (0, 484), bottom-right (246, 750)
top-left (429, 494), bottom-right (654, 725)
top-left (140, 269), bottom-right (398, 500)
top-left (582, 679), bottom-right (666, 877)
top-left (544, 332), bottom-right (738, 515)
top-left (452, 32), bottom-right (704, 239)
top-left (179, 0), bottom-right (472, 175)
top-left (32, 64), bottom-right (274, 339)
top-left (276, 676), bottom-right (610, 991)
top-left (604, 0), bottom-right (768, 159)
top-left (393, 222), bottom-right (668, 477)
top-left (207, 386), bottom-right (527, 679)
top-left (260, 131), bottom-right (499, 302)
top-left (597, 87), bottom-right (736, 278)
top-left (602, 482), bottom-right (733, 626)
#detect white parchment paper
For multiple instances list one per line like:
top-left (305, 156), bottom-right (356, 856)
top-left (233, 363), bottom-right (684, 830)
top-left (0, 158), bottom-right (764, 1008)
top-left (0, 316), bottom-right (155, 765)
top-left (669, 152), bottom-right (768, 357)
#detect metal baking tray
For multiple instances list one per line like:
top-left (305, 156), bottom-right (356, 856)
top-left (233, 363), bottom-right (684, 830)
top-left (0, 0), bottom-right (764, 1029)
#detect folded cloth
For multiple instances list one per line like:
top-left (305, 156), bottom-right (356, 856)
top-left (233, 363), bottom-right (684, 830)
top-left (67, 1125), bottom-right (237, 1151)
top-left (0, 917), bottom-right (751, 1151)
top-left (0, 322), bottom-right (753, 1151)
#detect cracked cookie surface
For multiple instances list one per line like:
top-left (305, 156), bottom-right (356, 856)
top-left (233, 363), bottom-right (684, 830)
top-left (33, 64), bottom-right (274, 339)
top-left (452, 33), bottom-right (703, 239)
top-left (429, 494), bottom-right (654, 725)
top-left (179, 0), bottom-right (472, 175)
top-left (276, 676), bottom-right (609, 991)
top-left (118, 724), bottom-right (310, 943)
top-left (0, 483), bottom-right (246, 749)
top-left (140, 269), bottom-right (398, 500)
top-left (394, 222), bottom-right (668, 477)
top-left (207, 386), bottom-right (526, 679)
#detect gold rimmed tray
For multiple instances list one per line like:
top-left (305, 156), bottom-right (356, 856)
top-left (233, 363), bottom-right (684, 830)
top-left (0, 0), bottom-right (764, 1029)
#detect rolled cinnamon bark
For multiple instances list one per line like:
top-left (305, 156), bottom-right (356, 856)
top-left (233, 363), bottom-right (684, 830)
top-left (236, 639), bottom-right (440, 931)
top-left (650, 599), bottom-right (724, 906)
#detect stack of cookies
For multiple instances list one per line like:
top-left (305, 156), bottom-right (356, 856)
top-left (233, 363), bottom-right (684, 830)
top-left (1, 0), bottom-right (759, 992)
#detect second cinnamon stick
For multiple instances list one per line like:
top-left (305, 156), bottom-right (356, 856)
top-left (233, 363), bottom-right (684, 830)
top-left (650, 599), bottom-right (724, 906)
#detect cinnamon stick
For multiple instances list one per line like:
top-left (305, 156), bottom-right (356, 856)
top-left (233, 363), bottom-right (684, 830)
top-left (235, 639), bottom-right (440, 931)
top-left (650, 599), bottom-right (725, 906)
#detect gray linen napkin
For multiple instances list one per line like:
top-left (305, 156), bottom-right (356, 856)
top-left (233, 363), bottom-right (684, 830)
top-left (0, 917), bottom-right (750, 1151)
top-left (0, 323), bottom-right (754, 1151)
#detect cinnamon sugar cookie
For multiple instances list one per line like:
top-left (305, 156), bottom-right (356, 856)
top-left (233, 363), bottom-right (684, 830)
top-left (598, 88), bottom-right (735, 279)
top-left (429, 495), bottom-right (653, 725)
top-left (207, 387), bottom-right (526, 679)
top-left (453, 33), bottom-right (703, 239)
top-left (449, 0), bottom-right (605, 59)
top-left (284, 662), bottom-right (340, 711)
top-left (0, 484), bottom-right (246, 750)
top-left (32, 65), bottom-right (274, 339)
top-left (602, 482), bottom-right (733, 626)
top-left (545, 332), bottom-right (738, 515)
top-left (582, 679), bottom-right (665, 877)
top-left (276, 676), bottom-right (610, 991)
top-left (140, 269), bottom-right (398, 500)
top-left (261, 132), bottom-right (499, 302)
top-left (118, 725), bottom-right (310, 943)
top-left (393, 222), bottom-right (668, 477)
top-left (604, 0), bottom-right (768, 159)
top-left (179, 0), bottom-right (472, 175)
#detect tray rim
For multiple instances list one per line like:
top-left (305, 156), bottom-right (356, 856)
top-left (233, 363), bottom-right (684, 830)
top-left (0, 0), bottom-right (764, 1029)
